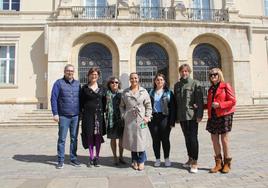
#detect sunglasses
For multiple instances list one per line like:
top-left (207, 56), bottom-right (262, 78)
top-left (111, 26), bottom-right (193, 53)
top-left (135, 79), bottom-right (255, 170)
top-left (111, 81), bottom-right (119, 84)
top-left (209, 73), bottom-right (218, 77)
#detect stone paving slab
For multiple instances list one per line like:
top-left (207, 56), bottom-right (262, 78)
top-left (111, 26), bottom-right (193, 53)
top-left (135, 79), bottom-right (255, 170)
top-left (109, 176), bottom-right (153, 188)
top-left (0, 120), bottom-right (267, 187)
top-left (17, 179), bottom-right (51, 188)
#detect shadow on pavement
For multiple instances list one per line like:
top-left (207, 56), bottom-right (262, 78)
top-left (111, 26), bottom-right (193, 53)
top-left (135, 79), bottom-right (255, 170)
top-left (12, 154), bottom-right (131, 168)
top-left (13, 154), bottom-right (57, 166)
top-left (12, 154), bottom-right (210, 171)
top-left (146, 160), bottom-right (210, 172)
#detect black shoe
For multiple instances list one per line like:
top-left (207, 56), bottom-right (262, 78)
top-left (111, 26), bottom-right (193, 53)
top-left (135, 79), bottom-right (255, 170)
top-left (113, 157), bottom-right (119, 166)
top-left (56, 162), bottom-right (64, 169)
top-left (93, 158), bottom-right (100, 167)
top-left (119, 157), bottom-right (127, 165)
top-left (87, 160), bottom-right (94, 168)
top-left (70, 160), bottom-right (81, 167)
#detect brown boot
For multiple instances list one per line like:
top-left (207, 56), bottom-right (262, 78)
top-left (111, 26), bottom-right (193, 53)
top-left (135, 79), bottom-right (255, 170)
top-left (210, 154), bottom-right (223, 173)
top-left (222, 157), bottom-right (232, 173)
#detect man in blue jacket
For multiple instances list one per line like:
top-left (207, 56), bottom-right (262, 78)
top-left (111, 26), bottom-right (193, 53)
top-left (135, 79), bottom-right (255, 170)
top-left (51, 64), bottom-right (81, 169)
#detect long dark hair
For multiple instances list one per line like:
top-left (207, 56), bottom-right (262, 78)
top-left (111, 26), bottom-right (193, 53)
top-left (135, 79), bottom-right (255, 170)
top-left (153, 73), bottom-right (169, 90)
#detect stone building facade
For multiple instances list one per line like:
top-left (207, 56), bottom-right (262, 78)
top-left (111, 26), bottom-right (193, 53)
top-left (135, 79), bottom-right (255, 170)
top-left (1, 0), bottom-right (268, 120)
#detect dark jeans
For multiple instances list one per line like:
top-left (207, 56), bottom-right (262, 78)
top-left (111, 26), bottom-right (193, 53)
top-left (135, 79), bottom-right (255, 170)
top-left (180, 120), bottom-right (199, 161)
top-left (131, 151), bottom-right (147, 163)
top-left (57, 115), bottom-right (79, 163)
top-left (149, 113), bottom-right (171, 159)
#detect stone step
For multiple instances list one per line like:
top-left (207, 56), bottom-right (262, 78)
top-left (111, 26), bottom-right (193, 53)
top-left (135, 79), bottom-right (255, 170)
top-left (0, 123), bottom-right (57, 128)
top-left (20, 114), bottom-right (52, 118)
top-left (11, 117), bottom-right (54, 121)
top-left (1, 104), bottom-right (268, 127)
top-left (236, 104), bottom-right (268, 108)
top-left (24, 111), bottom-right (52, 115)
top-left (0, 121), bottom-right (57, 124)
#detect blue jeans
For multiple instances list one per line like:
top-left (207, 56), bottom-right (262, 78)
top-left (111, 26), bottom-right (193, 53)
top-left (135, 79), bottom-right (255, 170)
top-left (131, 151), bottom-right (147, 163)
top-left (57, 115), bottom-right (79, 163)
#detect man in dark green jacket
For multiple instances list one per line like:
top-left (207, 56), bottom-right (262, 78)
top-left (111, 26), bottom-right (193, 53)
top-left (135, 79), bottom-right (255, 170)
top-left (174, 64), bottom-right (204, 173)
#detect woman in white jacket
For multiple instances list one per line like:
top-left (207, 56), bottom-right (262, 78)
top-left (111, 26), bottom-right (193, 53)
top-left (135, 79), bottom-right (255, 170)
top-left (120, 72), bottom-right (152, 171)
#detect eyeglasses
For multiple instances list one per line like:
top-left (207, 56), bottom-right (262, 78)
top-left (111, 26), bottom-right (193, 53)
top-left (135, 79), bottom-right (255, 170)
top-left (209, 73), bottom-right (218, 77)
top-left (111, 81), bottom-right (119, 84)
top-left (65, 70), bottom-right (74, 73)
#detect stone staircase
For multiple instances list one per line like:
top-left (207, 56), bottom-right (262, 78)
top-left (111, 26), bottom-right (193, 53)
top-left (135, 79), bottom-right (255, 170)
top-left (0, 104), bottom-right (268, 128)
top-left (0, 109), bottom-right (57, 128)
top-left (202, 104), bottom-right (268, 121)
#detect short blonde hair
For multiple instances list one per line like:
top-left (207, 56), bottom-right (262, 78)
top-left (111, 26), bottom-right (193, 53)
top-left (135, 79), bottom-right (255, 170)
top-left (209, 68), bottom-right (224, 84)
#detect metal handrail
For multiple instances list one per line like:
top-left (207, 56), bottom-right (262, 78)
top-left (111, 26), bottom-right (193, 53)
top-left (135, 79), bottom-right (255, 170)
top-left (70, 6), bottom-right (228, 22)
top-left (129, 6), bottom-right (176, 20)
top-left (71, 6), bottom-right (116, 19)
top-left (186, 8), bottom-right (229, 22)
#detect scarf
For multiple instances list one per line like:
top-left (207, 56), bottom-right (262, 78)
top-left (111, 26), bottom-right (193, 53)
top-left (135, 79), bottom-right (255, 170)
top-left (106, 90), bottom-right (115, 129)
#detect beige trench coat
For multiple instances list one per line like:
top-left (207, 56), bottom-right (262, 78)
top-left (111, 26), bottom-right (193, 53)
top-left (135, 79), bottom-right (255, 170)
top-left (120, 87), bottom-right (152, 152)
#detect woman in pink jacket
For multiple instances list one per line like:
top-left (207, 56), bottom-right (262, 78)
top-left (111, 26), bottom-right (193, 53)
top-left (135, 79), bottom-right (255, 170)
top-left (206, 68), bottom-right (236, 174)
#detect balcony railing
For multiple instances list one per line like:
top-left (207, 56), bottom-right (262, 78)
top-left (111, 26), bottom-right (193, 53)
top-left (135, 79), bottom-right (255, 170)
top-left (68, 6), bottom-right (229, 22)
top-left (71, 6), bottom-right (116, 19)
top-left (129, 7), bottom-right (176, 20)
top-left (186, 8), bottom-right (229, 22)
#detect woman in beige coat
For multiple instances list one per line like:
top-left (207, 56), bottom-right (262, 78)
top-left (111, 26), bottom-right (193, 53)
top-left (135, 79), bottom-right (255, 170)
top-left (120, 72), bottom-right (152, 171)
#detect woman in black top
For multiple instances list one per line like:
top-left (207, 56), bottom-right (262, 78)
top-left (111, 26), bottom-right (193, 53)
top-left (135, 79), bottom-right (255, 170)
top-left (80, 67), bottom-right (106, 167)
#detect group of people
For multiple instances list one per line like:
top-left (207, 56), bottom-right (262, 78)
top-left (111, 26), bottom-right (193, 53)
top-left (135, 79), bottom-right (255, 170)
top-left (51, 63), bottom-right (236, 174)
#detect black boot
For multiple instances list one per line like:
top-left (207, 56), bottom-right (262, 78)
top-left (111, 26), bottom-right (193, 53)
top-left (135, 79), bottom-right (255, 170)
top-left (87, 159), bottom-right (94, 168)
top-left (93, 158), bottom-right (100, 167)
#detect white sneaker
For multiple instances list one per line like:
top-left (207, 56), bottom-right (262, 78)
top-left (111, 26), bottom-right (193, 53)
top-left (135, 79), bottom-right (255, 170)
top-left (154, 159), bottom-right (161, 167)
top-left (164, 158), bottom-right (171, 167)
top-left (190, 164), bottom-right (198, 173)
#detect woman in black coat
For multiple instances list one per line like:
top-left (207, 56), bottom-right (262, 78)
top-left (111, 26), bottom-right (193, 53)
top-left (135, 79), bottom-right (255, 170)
top-left (80, 67), bottom-right (106, 167)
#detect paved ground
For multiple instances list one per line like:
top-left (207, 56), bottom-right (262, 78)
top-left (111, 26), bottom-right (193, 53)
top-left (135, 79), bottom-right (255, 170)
top-left (0, 120), bottom-right (267, 188)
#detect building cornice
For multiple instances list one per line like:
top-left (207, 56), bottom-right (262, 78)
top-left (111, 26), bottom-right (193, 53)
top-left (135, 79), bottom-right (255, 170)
top-left (239, 14), bottom-right (268, 20)
top-left (0, 24), bottom-right (46, 29)
top-left (251, 26), bottom-right (268, 33)
top-left (0, 10), bottom-right (53, 16)
top-left (46, 19), bottom-right (251, 29)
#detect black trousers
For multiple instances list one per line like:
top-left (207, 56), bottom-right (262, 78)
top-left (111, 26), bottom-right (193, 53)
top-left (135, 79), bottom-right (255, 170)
top-left (180, 120), bottom-right (199, 161)
top-left (149, 113), bottom-right (171, 159)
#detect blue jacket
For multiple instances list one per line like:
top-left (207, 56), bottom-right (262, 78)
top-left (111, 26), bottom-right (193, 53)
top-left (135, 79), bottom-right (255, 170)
top-left (50, 77), bottom-right (80, 117)
top-left (149, 88), bottom-right (176, 127)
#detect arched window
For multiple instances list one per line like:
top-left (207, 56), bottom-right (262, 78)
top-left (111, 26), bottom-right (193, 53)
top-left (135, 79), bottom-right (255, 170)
top-left (78, 43), bottom-right (112, 85)
top-left (193, 43), bottom-right (221, 100)
top-left (136, 43), bottom-right (169, 90)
